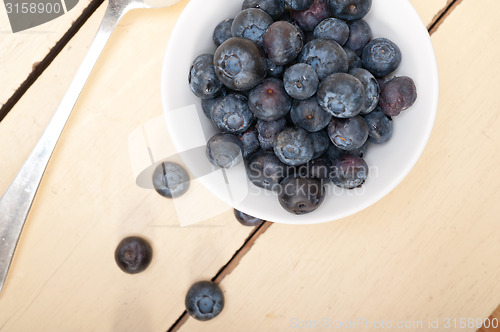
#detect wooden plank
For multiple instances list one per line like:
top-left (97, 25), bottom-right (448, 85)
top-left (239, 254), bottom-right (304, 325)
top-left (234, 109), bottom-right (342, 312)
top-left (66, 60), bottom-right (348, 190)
top-left (0, 0), bottom-right (265, 331)
top-left (0, 0), bottom-right (99, 107)
top-left (178, 0), bottom-right (500, 330)
top-left (410, 0), bottom-right (449, 28)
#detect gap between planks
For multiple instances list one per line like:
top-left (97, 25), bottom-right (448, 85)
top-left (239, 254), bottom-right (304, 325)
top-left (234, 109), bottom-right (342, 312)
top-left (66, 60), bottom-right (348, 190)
top-left (167, 221), bottom-right (273, 332)
top-left (0, 0), bottom-right (105, 122)
top-left (166, 0), bottom-right (469, 331)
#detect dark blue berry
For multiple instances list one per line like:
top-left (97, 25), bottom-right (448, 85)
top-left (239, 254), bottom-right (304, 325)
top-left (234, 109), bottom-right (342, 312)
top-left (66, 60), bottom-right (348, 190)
top-left (299, 156), bottom-right (332, 180)
top-left (152, 161), bottom-right (190, 198)
top-left (256, 117), bottom-right (287, 150)
top-left (363, 106), bottom-right (393, 144)
top-left (201, 88), bottom-right (228, 118)
top-left (291, 97), bottom-right (332, 132)
top-left (298, 39), bottom-right (347, 80)
top-left (234, 209), bottom-right (264, 226)
top-left (344, 47), bottom-right (362, 70)
top-left (238, 125), bottom-right (260, 158)
top-left (349, 67), bottom-right (380, 114)
top-left (345, 19), bottom-right (371, 56)
top-left (290, 0), bottom-right (331, 32)
top-left (327, 0), bottom-right (372, 21)
top-left (278, 176), bottom-right (324, 214)
top-left (189, 54), bottom-right (223, 99)
top-left (263, 21), bottom-right (304, 66)
top-left (248, 78), bottom-right (292, 121)
top-left (362, 38), bottom-right (402, 77)
top-left (378, 76), bottom-right (417, 116)
top-left (313, 17), bottom-right (349, 46)
top-left (274, 127), bottom-right (314, 166)
top-left (213, 19), bottom-right (234, 47)
top-left (266, 58), bottom-right (284, 78)
top-left (242, 0), bottom-right (285, 20)
top-left (310, 129), bottom-right (330, 158)
top-left (348, 140), bottom-right (369, 157)
top-left (327, 115), bottom-right (369, 151)
top-left (115, 236), bottom-right (152, 274)
top-left (285, 0), bottom-right (314, 11)
top-left (330, 154), bottom-right (368, 189)
top-left (211, 94), bottom-right (254, 134)
top-left (206, 133), bottom-right (243, 168)
top-left (283, 63), bottom-right (319, 100)
top-left (317, 73), bottom-right (365, 118)
top-left (324, 143), bottom-right (344, 163)
top-left (185, 281), bottom-right (224, 321)
top-left (232, 8), bottom-right (273, 47)
top-left (247, 150), bottom-right (287, 192)
top-left (214, 37), bottom-right (267, 91)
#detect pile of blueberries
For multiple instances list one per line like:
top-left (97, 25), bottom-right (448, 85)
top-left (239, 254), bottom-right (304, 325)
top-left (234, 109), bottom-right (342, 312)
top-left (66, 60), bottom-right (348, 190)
top-left (188, 0), bottom-right (417, 215)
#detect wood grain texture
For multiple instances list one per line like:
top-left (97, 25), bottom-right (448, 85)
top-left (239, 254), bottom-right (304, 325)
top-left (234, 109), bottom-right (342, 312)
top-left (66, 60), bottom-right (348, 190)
top-left (0, 0), bottom-right (98, 107)
top-left (0, 0), bottom-right (263, 331)
top-left (177, 0), bottom-right (500, 330)
top-left (2, 0), bottom-right (497, 331)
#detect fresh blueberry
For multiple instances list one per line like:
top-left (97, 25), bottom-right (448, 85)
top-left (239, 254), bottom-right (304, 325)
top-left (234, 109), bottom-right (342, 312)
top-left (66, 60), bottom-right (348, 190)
top-left (298, 39), bottom-right (347, 80)
top-left (313, 18), bottom-right (349, 46)
top-left (285, 0), bottom-right (314, 11)
top-left (291, 97), bottom-right (332, 132)
top-left (290, 0), bottom-right (331, 32)
top-left (345, 19), bottom-right (372, 56)
top-left (115, 236), bottom-right (152, 274)
top-left (211, 94), bottom-right (254, 134)
top-left (242, 0), bottom-right (285, 20)
top-left (298, 156), bottom-right (332, 180)
top-left (327, 0), bottom-right (372, 21)
top-left (248, 78), bottom-right (292, 121)
top-left (378, 76), bottom-right (417, 116)
top-left (362, 38), bottom-right (402, 77)
top-left (201, 88), bottom-right (227, 119)
top-left (238, 125), bottom-right (260, 158)
top-left (348, 140), bottom-right (369, 157)
top-left (278, 176), bottom-right (325, 214)
top-left (256, 117), bottom-right (287, 150)
top-left (274, 127), bottom-right (314, 166)
top-left (247, 150), bottom-right (287, 192)
top-left (232, 8), bottom-right (273, 47)
top-left (214, 37), bottom-right (267, 91)
top-left (324, 143), bottom-right (344, 163)
top-left (349, 67), bottom-right (380, 114)
top-left (330, 154), bottom-right (368, 189)
top-left (283, 63), bottom-right (319, 100)
top-left (266, 58), bottom-right (284, 78)
top-left (234, 209), bottom-right (264, 226)
top-left (327, 115), bottom-right (369, 151)
top-left (317, 73), bottom-right (365, 118)
top-left (185, 281), bottom-right (224, 321)
top-left (263, 21), bottom-right (304, 66)
top-left (363, 106), bottom-right (393, 144)
top-left (206, 133), bottom-right (243, 168)
top-left (213, 19), bottom-right (234, 47)
top-left (310, 129), bottom-right (330, 158)
top-left (344, 47), bottom-right (362, 70)
top-left (152, 161), bottom-right (190, 198)
top-left (188, 54), bottom-right (223, 99)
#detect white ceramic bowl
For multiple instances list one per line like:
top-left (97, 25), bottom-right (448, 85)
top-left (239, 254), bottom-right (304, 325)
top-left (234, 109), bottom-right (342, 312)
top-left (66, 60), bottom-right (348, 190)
top-left (161, 0), bottom-right (439, 224)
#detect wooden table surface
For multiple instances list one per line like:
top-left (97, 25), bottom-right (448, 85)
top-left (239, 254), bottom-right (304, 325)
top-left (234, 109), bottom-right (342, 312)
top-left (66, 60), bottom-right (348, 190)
top-left (1, 0), bottom-right (500, 331)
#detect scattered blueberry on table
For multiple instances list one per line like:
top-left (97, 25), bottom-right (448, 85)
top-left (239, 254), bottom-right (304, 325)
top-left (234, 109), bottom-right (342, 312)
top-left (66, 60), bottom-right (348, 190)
top-left (114, 236), bottom-right (153, 274)
top-left (152, 161), bottom-right (190, 198)
top-left (187, 0), bottom-right (418, 216)
top-left (185, 281), bottom-right (224, 321)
